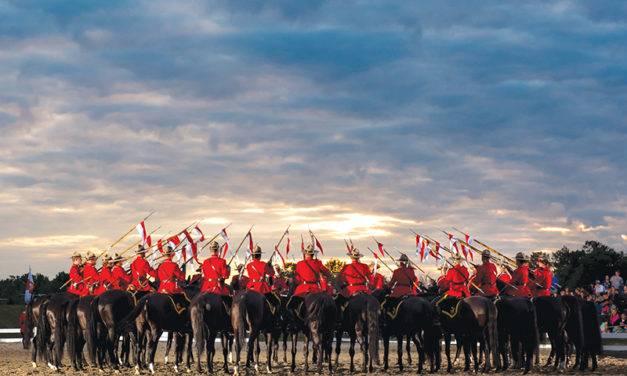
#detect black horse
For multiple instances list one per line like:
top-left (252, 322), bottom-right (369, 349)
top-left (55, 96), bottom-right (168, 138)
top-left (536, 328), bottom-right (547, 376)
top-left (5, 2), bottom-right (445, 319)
top-left (22, 294), bottom-right (52, 368)
top-left (40, 291), bottom-right (79, 371)
top-left (494, 296), bottom-right (538, 374)
top-left (231, 289), bottom-right (278, 376)
top-left (116, 285), bottom-right (200, 374)
top-left (190, 291), bottom-right (232, 373)
top-left (560, 296), bottom-right (603, 371)
top-left (533, 295), bottom-right (569, 372)
top-left (375, 290), bottom-right (441, 373)
top-left (66, 295), bottom-right (98, 370)
top-left (334, 292), bottom-right (380, 373)
top-left (436, 295), bottom-right (500, 373)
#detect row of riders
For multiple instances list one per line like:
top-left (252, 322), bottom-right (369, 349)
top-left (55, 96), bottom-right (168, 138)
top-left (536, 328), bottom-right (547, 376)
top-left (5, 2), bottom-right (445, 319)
top-left (23, 242), bottom-right (602, 375)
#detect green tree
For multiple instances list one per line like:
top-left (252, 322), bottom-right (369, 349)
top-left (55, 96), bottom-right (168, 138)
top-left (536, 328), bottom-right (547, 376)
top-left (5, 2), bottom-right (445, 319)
top-left (324, 258), bottom-right (346, 287)
top-left (553, 240), bottom-right (626, 290)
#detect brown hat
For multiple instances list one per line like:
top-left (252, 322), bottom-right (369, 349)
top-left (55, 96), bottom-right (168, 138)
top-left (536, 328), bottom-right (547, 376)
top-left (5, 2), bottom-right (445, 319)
top-left (71, 251), bottom-right (82, 259)
top-left (398, 253), bottom-right (409, 263)
top-left (515, 252), bottom-right (528, 262)
top-left (136, 244), bottom-right (147, 254)
top-left (452, 253), bottom-right (462, 262)
top-left (348, 248), bottom-right (363, 258)
top-left (252, 245), bottom-right (262, 255)
top-left (208, 241), bottom-right (220, 251)
top-left (111, 253), bottom-right (123, 263)
top-left (164, 246), bottom-right (174, 256)
top-left (103, 253), bottom-right (112, 261)
top-left (481, 249), bottom-right (490, 258)
top-left (86, 251), bottom-right (97, 259)
top-left (303, 244), bottom-right (317, 255)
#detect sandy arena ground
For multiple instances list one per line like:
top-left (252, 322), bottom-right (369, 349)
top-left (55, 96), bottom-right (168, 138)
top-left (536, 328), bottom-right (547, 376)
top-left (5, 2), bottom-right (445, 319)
top-left (3, 342), bottom-right (626, 376)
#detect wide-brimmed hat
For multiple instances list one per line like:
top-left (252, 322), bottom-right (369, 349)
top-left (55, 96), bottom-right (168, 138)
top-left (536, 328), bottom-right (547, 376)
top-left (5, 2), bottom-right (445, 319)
top-left (481, 249), bottom-right (490, 258)
top-left (164, 246), bottom-right (174, 256)
top-left (252, 245), bottom-right (262, 255)
top-left (208, 241), bottom-right (220, 251)
top-left (111, 253), bottom-right (123, 263)
top-left (303, 244), bottom-right (317, 255)
top-left (102, 254), bottom-right (112, 262)
top-left (452, 253), bottom-right (462, 262)
top-left (136, 244), bottom-right (147, 254)
top-left (348, 248), bottom-right (363, 258)
top-left (515, 252), bottom-right (528, 262)
top-left (71, 251), bottom-right (82, 259)
top-left (397, 253), bottom-right (409, 263)
top-left (86, 250), bottom-right (97, 259)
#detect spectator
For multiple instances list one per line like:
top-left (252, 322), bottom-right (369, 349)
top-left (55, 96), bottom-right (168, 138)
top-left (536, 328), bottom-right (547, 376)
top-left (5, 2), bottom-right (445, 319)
top-left (618, 312), bottom-right (627, 333)
top-left (611, 270), bottom-right (624, 291)
top-left (608, 307), bottom-right (620, 332)
top-left (603, 275), bottom-right (611, 291)
top-left (594, 280), bottom-right (606, 295)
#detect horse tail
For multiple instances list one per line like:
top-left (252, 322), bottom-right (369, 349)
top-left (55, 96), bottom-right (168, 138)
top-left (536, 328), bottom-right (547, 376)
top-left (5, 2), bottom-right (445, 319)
top-left (190, 296), bottom-right (206, 358)
top-left (562, 295), bottom-right (584, 351)
top-left (54, 299), bottom-right (69, 364)
top-left (583, 300), bottom-right (603, 356)
top-left (233, 293), bottom-right (248, 357)
top-left (115, 296), bottom-right (147, 333)
top-left (86, 296), bottom-right (100, 365)
top-left (66, 298), bottom-right (80, 367)
top-left (36, 300), bottom-right (49, 361)
top-left (366, 296), bottom-right (380, 364)
top-left (24, 299), bottom-right (34, 347)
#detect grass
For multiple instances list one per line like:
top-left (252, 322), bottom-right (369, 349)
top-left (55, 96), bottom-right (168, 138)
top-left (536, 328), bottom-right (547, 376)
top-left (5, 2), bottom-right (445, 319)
top-left (0, 305), bottom-right (24, 329)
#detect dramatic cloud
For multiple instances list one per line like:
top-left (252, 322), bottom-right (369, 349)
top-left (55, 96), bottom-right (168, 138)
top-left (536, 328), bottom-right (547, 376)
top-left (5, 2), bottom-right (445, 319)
top-left (1, 1), bottom-right (625, 277)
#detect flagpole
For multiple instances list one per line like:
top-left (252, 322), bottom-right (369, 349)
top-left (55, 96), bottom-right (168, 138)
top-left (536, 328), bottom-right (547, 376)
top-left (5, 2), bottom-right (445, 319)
top-left (268, 224), bottom-right (291, 261)
top-left (97, 211), bottom-right (156, 260)
top-left (198, 223), bottom-right (232, 252)
top-left (227, 225), bottom-right (254, 266)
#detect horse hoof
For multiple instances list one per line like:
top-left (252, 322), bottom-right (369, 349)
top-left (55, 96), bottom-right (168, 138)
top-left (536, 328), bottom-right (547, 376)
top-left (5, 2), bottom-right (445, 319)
top-left (135, 365), bottom-right (140, 375)
top-left (254, 364), bottom-right (259, 373)
top-left (233, 365), bottom-right (239, 376)
top-left (32, 362), bottom-right (37, 368)
top-left (266, 366), bottom-right (272, 373)
top-left (174, 364), bottom-right (179, 373)
top-left (164, 356), bottom-right (169, 364)
top-left (99, 368), bottom-right (104, 373)
top-left (229, 352), bottom-right (233, 363)
top-left (149, 363), bottom-right (156, 374)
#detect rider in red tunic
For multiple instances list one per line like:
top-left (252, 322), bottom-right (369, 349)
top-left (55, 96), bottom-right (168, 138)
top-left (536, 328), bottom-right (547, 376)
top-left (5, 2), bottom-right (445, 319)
top-left (83, 251), bottom-right (105, 295)
top-left (246, 246), bottom-right (275, 294)
top-left (201, 241), bottom-right (231, 295)
top-left (442, 254), bottom-right (470, 298)
top-left (369, 263), bottom-right (385, 291)
top-left (337, 249), bottom-right (372, 298)
top-left (131, 245), bottom-right (157, 291)
top-left (504, 252), bottom-right (532, 297)
top-left (157, 246), bottom-right (185, 293)
top-left (68, 251), bottom-right (87, 296)
top-left (293, 245), bottom-right (330, 296)
top-left (99, 254), bottom-right (113, 291)
top-left (111, 253), bottom-right (132, 290)
top-left (472, 250), bottom-right (499, 297)
top-left (389, 254), bottom-right (418, 298)
top-left (530, 254), bottom-right (553, 298)
top-left (230, 264), bottom-right (249, 291)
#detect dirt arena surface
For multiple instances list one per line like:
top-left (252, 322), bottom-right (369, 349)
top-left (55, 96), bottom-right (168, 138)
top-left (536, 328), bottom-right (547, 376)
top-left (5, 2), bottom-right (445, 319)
top-left (4, 342), bottom-right (626, 376)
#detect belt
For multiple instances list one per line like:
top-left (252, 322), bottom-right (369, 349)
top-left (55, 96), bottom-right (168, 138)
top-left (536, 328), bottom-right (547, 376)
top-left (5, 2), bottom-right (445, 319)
top-left (348, 283), bottom-right (366, 286)
top-left (452, 282), bottom-right (465, 285)
top-left (302, 281), bottom-right (319, 284)
top-left (205, 279), bottom-right (220, 282)
top-left (397, 283), bottom-right (411, 287)
top-left (251, 279), bottom-right (265, 282)
top-left (483, 282), bottom-right (495, 286)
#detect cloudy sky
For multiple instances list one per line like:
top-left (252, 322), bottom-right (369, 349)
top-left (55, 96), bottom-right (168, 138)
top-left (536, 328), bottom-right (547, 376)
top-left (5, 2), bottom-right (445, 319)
top-left (1, 1), bottom-right (626, 278)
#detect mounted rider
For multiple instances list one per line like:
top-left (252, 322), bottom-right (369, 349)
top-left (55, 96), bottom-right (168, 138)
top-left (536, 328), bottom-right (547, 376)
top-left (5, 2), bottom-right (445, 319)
top-left (201, 241), bottom-right (231, 295)
top-left (110, 253), bottom-right (132, 290)
top-left (157, 246), bottom-right (185, 293)
top-left (442, 254), bottom-right (471, 298)
top-left (131, 244), bottom-right (157, 291)
top-left (337, 248), bottom-right (372, 298)
top-left (369, 262), bottom-right (385, 291)
top-left (287, 245), bottom-right (331, 316)
top-left (389, 253), bottom-right (417, 298)
top-left (471, 250), bottom-right (499, 298)
top-left (230, 264), bottom-right (249, 291)
top-left (68, 251), bottom-right (87, 296)
top-left (246, 245), bottom-right (275, 293)
top-left (530, 253), bottom-right (552, 297)
top-left (99, 254), bottom-right (113, 291)
top-left (84, 251), bottom-right (105, 295)
top-left (503, 252), bottom-right (531, 297)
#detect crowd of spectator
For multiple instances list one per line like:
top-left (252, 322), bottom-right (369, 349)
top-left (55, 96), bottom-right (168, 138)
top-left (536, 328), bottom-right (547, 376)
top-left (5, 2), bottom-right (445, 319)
top-left (563, 271), bottom-right (626, 332)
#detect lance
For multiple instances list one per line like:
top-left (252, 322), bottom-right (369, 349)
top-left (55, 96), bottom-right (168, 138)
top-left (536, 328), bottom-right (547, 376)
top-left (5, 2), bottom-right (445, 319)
top-left (453, 227), bottom-right (517, 266)
top-left (441, 230), bottom-right (510, 266)
top-left (227, 225), bottom-right (254, 266)
top-left (366, 247), bottom-right (394, 273)
top-left (343, 238), bottom-right (354, 253)
top-left (388, 246), bottom-right (437, 283)
top-left (198, 223), bottom-right (232, 253)
top-left (268, 224), bottom-right (291, 264)
top-left (96, 210), bottom-right (156, 260)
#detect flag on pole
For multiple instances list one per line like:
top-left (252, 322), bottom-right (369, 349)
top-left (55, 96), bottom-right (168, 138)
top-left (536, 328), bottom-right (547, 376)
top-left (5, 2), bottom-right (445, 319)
top-left (376, 242), bottom-right (385, 257)
top-left (416, 235), bottom-right (427, 262)
top-left (183, 230), bottom-right (199, 264)
top-left (157, 239), bottom-right (164, 254)
top-left (136, 221), bottom-right (147, 246)
top-left (313, 235), bottom-right (324, 255)
top-left (25, 266), bottom-right (34, 304)
top-left (285, 230), bottom-right (291, 255)
top-left (448, 234), bottom-right (461, 256)
top-left (145, 235), bottom-right (152, 248)
top-left (373, 256), bottom-right (379, 275)
top-left (192, 226), bottom-right (205, 242)
top-left (274, 246), bottom-right (286, 268)
top-left (464, 234), bottom-right (474, 261)
top-left (219, 228), bottom-right (231, 258)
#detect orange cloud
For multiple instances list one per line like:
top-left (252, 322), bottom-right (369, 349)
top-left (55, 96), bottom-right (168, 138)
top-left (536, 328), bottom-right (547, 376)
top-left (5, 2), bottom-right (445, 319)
top-left (539, 227), bottom-right (570, 234)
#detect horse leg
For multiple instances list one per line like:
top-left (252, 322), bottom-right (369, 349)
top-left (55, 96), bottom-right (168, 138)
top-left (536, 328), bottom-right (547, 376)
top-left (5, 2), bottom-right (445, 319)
top-left (265, 332), bottom-right (273, 373)
top-left (348, 335), bottom-right (356, 372)
top-left (147, 328), bottom-right (161, 374)
top-left (414, 334), bottom-right (424, 374)
top-left (396, 333), bottom-right (404, 372)
top-left (334, 328), bottom-right (342, 372)
top-left (283, 329), bottom-right (288, 364)
top-left (383, 334), bottom-right (390, 371)
top-left (311, 327), bottom-right (323, 374)
top-left (406, 334), bottom-right (412, 365)
top-left (471, 338), bottom-right (478, 373)
top-left (220, 332), bottom-right (229, 374)
top-left (164, 331), bottom-right (172, 364)
top-left (290, 331), bottom-right (298, 373)
top-left (444, 333), bottom-right (452, 373)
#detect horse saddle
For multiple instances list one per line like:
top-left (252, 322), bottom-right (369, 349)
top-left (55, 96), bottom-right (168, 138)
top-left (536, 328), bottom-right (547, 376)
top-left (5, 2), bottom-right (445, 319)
top-left (435, 295), bottom-right (462, 319)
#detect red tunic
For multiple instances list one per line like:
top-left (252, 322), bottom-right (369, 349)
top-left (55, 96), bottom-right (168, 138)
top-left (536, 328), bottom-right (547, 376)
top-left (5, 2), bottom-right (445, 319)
top-left (437, 275), bottom-right (448, 292)
top-left (67, 264), bottom-right (86, 296)
top-left (84, 263), bottom-right (106, 295)
top-left (272, 275), bottom-right (288, 292)
top-left (246, 259), bottom-right (275, 294)
top-left (370, 273), bottom-right (385, 291)
top-left (473, 262), bottom-right (499, 296)
top-left (389, 266), bottom-right (417, 298)
top-left (201, 255), bottom-right (231, 295)
top-left (131, 257), bottom-right (157, 291)
top-left (443, 265), bottom-right (470, 298)
top-left (100, 266), bottom-right (113, 290)
top-left (112, 265), bottom-right (132, 290)
top-left (157, 259), bottom-right (184, 293)
top-left (507, 266), bottom-right (531, 297)
top-left (498, 272), bottom-right (511, 284)
top-left (294, 259), bottom-right (330, 296)
top-left (337, 261), bottom-right (372, 298)
top-left (530, 267), bottom-right (552, 297)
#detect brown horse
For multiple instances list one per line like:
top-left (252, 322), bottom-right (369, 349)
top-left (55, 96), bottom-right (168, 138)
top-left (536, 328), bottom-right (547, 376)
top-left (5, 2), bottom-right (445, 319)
top-left (22, 294), bottom-right (52, 368)
top-left (495, 296), bottom-right (538, 374)
top-left (437, 296), bottom-right (499, 373)
top-left (40, 291), bottom-right (79, 371)
top-left (190, 291), bottom-right (232, 373)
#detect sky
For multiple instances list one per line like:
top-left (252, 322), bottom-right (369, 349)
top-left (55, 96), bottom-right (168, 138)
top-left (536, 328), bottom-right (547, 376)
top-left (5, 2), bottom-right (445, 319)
top-left (1, 1), bottom-right (626, 278)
